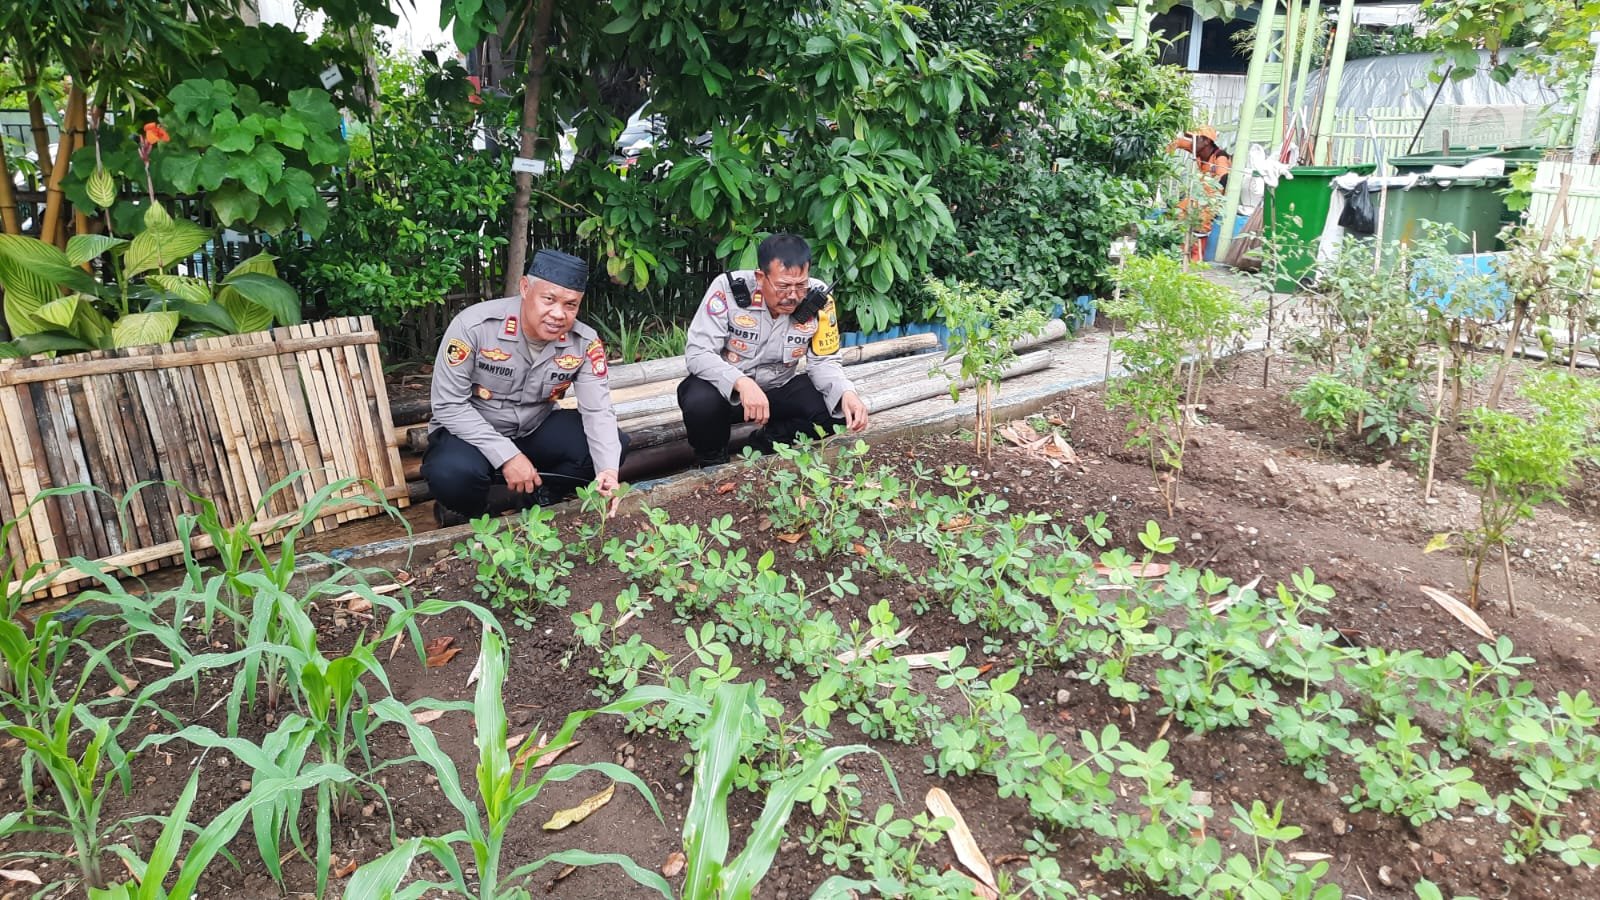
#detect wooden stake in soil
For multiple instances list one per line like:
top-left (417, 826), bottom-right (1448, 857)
top-left (1500, 541), bottom-right (1517, 617)
top-left (1422, 347), bottom-right (1447, 501)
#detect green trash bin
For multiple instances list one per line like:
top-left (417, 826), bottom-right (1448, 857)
top-left (1377, 175), bottom-right (1511, 254)
top-left (1263, 164), bottom-right (1376, 292)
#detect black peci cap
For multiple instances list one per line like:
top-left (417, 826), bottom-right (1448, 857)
top-left (526, 249), bottom-right (588, 291)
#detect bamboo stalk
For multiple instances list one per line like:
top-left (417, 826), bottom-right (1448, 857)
top-left (0, 330), bottom-right (381, 386)
top-left (38, 86), bottom-right (84, 249)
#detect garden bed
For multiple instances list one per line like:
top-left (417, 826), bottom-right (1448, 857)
top-left (4, 353), bottom-right (1600, 899)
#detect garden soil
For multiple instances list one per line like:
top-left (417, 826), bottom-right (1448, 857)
top-left (5, 352), bottom-right (1600, 899)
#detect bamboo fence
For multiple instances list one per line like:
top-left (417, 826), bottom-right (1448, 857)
top-left (0, 316), bottom-right (408, 598)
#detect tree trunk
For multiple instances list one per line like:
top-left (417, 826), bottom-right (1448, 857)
top-left (26, 79), bottom-right (53, 184)
top-left (39, 85), bottom-right (86, 249)
top-left (502, 0), bottom-right (557, 297)
top-left (0, 149), bottom-right (21, 234)
top-left (1485, 300), bottom-right (1526, 410)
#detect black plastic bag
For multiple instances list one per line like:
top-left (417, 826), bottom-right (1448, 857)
top-left (1339, 182), bottom-right (1377, 235)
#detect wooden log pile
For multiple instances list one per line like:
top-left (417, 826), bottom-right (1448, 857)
top-left (397, 319), bottom-right (1067, 496)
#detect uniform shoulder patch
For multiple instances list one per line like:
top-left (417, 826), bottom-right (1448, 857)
top-left (706, 295), bottom-right (728, 317)
top-left (585, 341), bottom-right (608, 377)
top-left (479, 347), bottom-right (512, 362)
top-left (503, 317), bottom-right (519, 337)
top-left (445, 339), bottom-right (471, 367)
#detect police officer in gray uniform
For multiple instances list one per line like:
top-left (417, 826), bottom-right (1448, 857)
top-left (678, 233), bottom-right (870, 466)
top-left (422, 249), bottom-right (628, 524)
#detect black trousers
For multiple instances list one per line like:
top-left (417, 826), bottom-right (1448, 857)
top-left (421, 410), bottom-right (630, 517)
top-left (677, 374), bottom-right (843, 457)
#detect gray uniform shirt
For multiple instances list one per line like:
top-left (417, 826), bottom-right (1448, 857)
top-left (428, 296), bottom-right (623, 473)
top-left (684, 271), bottom-right (855, 410)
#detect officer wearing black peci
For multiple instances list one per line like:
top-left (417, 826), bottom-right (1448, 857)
top-left (422, 249), bottom-right (628, 525)
top-left (678, 233), bottom-right (870, 467)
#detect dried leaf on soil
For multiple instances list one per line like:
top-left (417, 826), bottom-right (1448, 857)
top-left (333, 856), bottom-right (357, 878)
top-left (133, 656), bottom-right (174, 669)
top-left (662, 851), bottom-right (686, 877)
top-left (715, 482), bottom-right (737, 494)
top-left (940, 515), bottom-right (972, 532)
top-left (1289, 852), bottom-right (1333, 862)
top-left (346, 596), bottom-right (374, 614)
top-left (1420, 585), bottom-right (1495, 641)
top-left (925, 787), bottom-right (997, 890)
top-left (542, 782), bottom-right (615, 831)
top-left (424, 636), bottom-right (460, 668)
top-left (835, 626), bottom-right (914, 664)
top-left (0, 869), bottom-right (42, 885)
top-left (105, 678), bottom-right (138, 698)
top-left (412, 709), bottom-right (446, 725)
top-left (900, 650), bottom-right (953, 669)
top-left (775, 533), bottom-right (802, 544)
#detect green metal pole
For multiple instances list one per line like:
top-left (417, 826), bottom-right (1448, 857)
top-left (1130, 0), bottom-right (1154, 54)
top-left (1289, 0), bottom-right (1324, 134)
top-left (1215, 1), bottom-right (1282, 258)
top-left (1272, 0), bottom-right (1302, 149)
top-left (1313, 0), bottom-right (1357, 165)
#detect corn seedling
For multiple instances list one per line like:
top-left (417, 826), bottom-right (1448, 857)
top-left (680, 682), bottom-right (894, 899)
top-left (348, 631), bottom-right (709, 897)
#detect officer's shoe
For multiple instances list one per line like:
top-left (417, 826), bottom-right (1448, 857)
top-left (432, 501), bottom-right (469, 529)
top-left (694, 449), bottom-right (731, 469)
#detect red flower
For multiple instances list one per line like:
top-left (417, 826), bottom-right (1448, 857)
top-left (142, 122), bottom-right (170, 144)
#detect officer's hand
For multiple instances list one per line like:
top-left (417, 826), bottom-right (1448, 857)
top-left (502, 454), bottom-right (542, 494)
top-left (841, 391), bottom-right (870, 433)
top-left (594, 469), bottom-right (622, 517)
top-left (735, 377), bottom-right (770, 426)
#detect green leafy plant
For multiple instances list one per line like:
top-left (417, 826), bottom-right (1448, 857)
top-left (63, 78), bottom-right (347, 237)
top-left (1103, 255), bottom-right (1255, 513)
top-left (461, 504), bottom-right (574, 629)
top-left (289, 51), bottom-right (511, 332)
top-left (1429, 371), bottom-right (1600, 610)
top-left (0, 205), bottom-right (299, 357)
top-left (1291, 374), bottom-right (1370, 452)
top-left (925, 277), bottom-right (1049, 455)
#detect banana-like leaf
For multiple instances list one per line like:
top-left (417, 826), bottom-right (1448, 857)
top-left (34, 295), bottom-right (83, 330)
top-left (65, 234), bottom-right (129, 267)
top-left (158, 299), bottom-right (238, 335)
top-left (223, 273), bottom-right (300, 326)
top-left (218, 253), bottom-right (278, 333)
top-left (0, 235), bottom-right (71, 335)
top-left (125, 221), bottom-right (211, 277)
top-left (146, 274), bottom-right (212, 306)
top-left (110, 311), bottom-right (181, 349)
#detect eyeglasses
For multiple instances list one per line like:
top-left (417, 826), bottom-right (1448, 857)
top-left (763, 278), bottom-right (809, 298)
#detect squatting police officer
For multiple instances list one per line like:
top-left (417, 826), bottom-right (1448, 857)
top-left (678, 233), bottom-right (870, 467)
top-left (422, 249), bottom-right (628, 525)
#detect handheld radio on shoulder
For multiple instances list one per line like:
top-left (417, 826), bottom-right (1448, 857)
top-left (790, 282), bottom-right (831, 324)
top-left (728, 274), bottom-right (754, 309)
